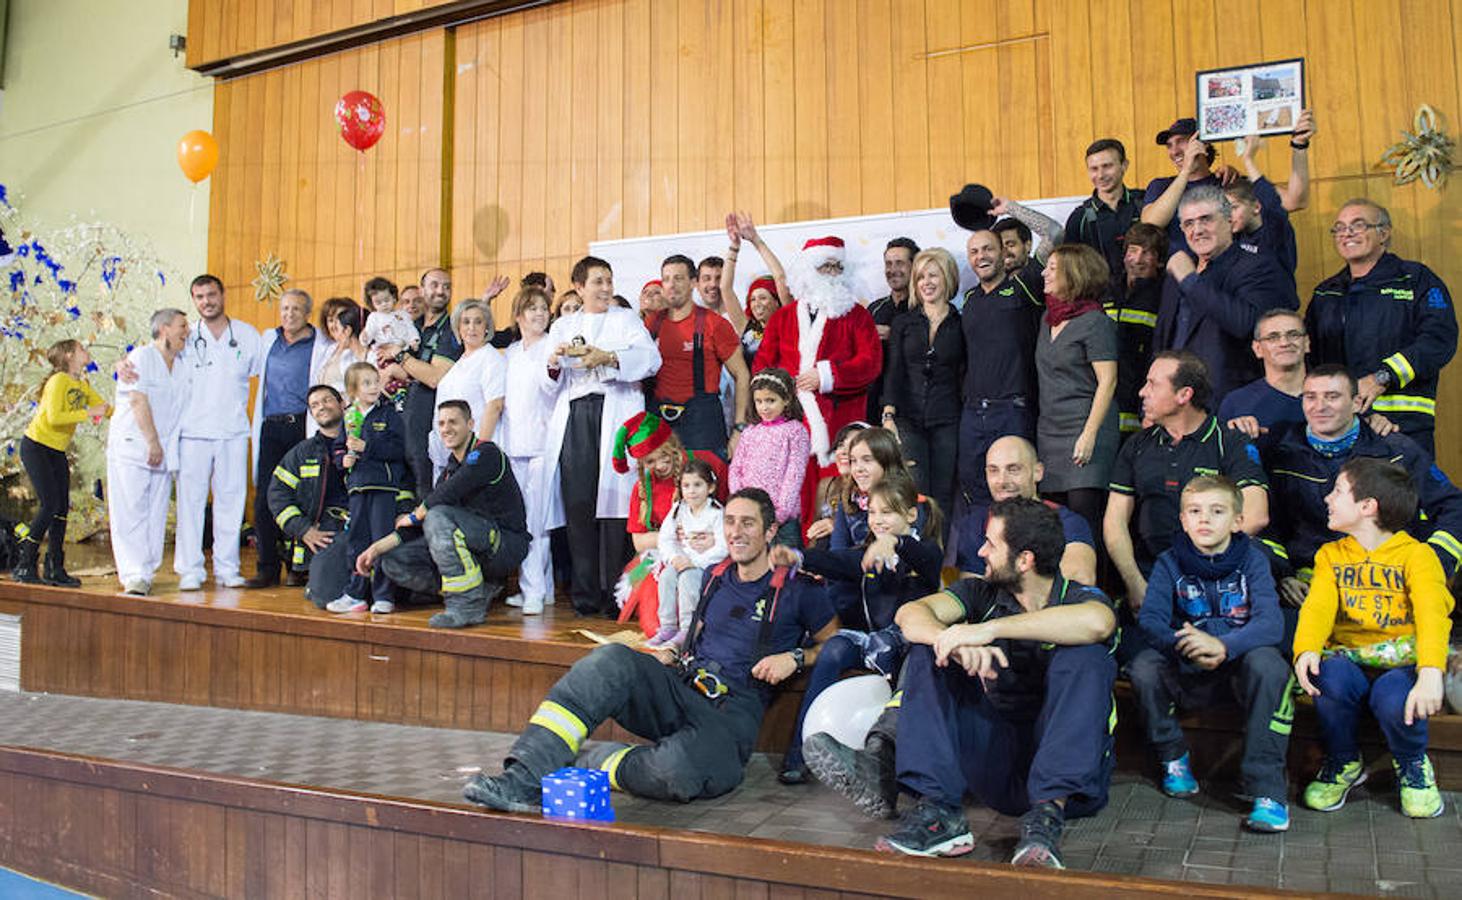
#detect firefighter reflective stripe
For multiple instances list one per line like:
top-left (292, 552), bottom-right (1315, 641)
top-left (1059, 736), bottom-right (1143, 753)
top-left (273, 466), bottom-right (300, 488)
top-left (1119, 412), bottom-right (1141, 432)
top-left (1271, 676), bottom-right (1297, 736)
top-left (884, 690), bottom-right (902, 710)
top-left (276, 505), bottom-right (302, 528)
top-left (1260, 538), bottom-right (1290, 560)
top-left (1105, 307), bottom-right (1158, 328)
top-left (600, 745), bottom-right (634, 790)
top-left (292, 544), bottom-right (305, 565)
top-left (1383, 353), bottom-right (1416, 388)
top-left (1371, 395), bottom-right (1437, 417)
top-left (1427, 530), bottom-right (1462, 564)
top-left (299, 463), bottom-right (320, 478)
top-left (529, 700), bottom-right (589, 753)
top-left (440, 527), bottom-right (484, 593)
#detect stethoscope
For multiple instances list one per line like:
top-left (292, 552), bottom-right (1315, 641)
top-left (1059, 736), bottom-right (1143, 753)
top-left (192, 317), bottom-right (238, 367)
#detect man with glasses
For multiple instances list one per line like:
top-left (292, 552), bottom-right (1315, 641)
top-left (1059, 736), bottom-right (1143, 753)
top-left (1154, 185), bottom-right (1296, 406)
top-left (1305, 199), bottom-right (1457, 456)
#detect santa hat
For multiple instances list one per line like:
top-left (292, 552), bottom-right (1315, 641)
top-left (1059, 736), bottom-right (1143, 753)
top-left (800, 236), bottom-right (845, 269)
top-left (641, 279), bottom-right (663, 292)
top-left (747, 275), bottom-right (777, 300)
top-left (611, 411), bottom-right (673, 473)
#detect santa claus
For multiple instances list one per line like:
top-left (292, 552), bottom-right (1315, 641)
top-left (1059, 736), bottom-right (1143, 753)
top-left (753, 236), bottom-right (881, 474)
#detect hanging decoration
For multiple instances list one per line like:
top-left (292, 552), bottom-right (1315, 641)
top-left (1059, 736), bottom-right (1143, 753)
top-left (334, 90), bottom-right (386, 152)
top-left (1380, 105), bottom-right (1454, 189)
top-left (251, 254), bottom-right (289, 302)
top-left (176, 130), bottom-right (220, 183)
top-left (0, 185), bottom-right (177, 537)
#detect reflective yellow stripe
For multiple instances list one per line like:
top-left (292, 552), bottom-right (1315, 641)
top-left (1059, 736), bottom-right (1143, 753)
top-left (273, 466), bottom-right (300, 488)
top-left (1107, 308), bottom-right (1157, 328)
top-left (1109, 482), bottom-right (1135, 494)
top-left (440, 527), bottom-right (483, 593)
top-left (1273, 468), bottom-right (1326, 484)
top-left (600, 746), bottom-right (634, 790)
top-left (292, 544), bottom-right (305, 565)
top-left (1270, 675), bottom-right (1296, 735)
top-left (528, 700), bottom-right (588, 753)
top-left (1108, 696), bottom-right (1118, 734)
top-left (1428, 530), bottom-right (1462, 563)
top-left (1259, 538), bottom-right (1289, 561)
top-left (884, 690), bottom-right (902, 710)
top-left (299, 463), bottom-right (320, 478)
top-left (1383, 353), bottom-right (1416, 388)
top-left (275, 506), bottom-right (302, 528)
top-left (1371, 395), bottom-right (1436, 417)
top-left (395, 490), bottom-right (415, 503)
top-left (1119, 412), bottom-right (1141, 433)
top-left (13, 522), bottom-right (31, 540)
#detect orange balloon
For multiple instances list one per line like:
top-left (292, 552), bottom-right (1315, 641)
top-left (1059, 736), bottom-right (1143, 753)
top-left (177, 130), bottom-right (219, 183)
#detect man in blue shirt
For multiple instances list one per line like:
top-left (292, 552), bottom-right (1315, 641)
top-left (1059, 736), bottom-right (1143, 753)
top-left (463, 488), bottom-right (837, 808)
top-left (1141, 118), bottom-right (1225, 258)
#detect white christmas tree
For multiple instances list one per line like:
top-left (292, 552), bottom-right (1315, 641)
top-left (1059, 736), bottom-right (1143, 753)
top-left (0, 184), bottom-right (178, 539)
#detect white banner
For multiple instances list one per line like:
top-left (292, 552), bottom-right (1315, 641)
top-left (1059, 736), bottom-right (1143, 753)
top-left (589, 197), bottom-right (1087, 310)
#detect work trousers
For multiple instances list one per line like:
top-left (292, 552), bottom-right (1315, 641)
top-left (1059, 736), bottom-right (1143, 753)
top-left (253, 415), bottom-right (305, 578)
top-left (175, 436), bottom-right (248, 580)
top-left (379, 505), bottom-right (528, 618)
top-left (107, 455), bottom-right (174, 587)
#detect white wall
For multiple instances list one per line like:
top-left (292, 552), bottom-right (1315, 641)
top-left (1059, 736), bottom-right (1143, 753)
top-left (0, 0), bottom-right (213, 281)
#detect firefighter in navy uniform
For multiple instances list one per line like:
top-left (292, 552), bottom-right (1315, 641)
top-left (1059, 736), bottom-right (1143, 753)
top-left (1306, 199), bottom-right (1457, 456)
top-left (267, 384), bottom-right (353, 605)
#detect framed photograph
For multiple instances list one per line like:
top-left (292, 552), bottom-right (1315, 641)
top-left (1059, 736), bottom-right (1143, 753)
top-left (1195, 57), bottom-right (1305, 142)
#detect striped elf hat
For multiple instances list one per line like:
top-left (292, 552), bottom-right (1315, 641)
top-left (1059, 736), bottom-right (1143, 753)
top-left (611, 411), bottom-right (674, 473)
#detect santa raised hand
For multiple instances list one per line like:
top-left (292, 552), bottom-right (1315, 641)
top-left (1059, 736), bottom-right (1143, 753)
top-left (753, 236), bottom-right (881, 470)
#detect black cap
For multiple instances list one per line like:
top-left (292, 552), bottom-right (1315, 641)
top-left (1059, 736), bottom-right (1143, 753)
top-left (949, 183), bottom-right (997, 232)
top-left (1155, 117), bottom-right (1198, 145)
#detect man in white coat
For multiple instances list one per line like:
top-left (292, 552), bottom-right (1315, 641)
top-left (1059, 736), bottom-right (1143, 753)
top-left (539, 255), bottom-right (661, 615)
top-left (108, 309), bottom-right (191, 595)
top-left (174, 275), bottom-right (261, 590)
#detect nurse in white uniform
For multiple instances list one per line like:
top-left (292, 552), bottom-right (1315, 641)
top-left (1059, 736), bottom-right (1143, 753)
top-left (174, 276), bottom-right (262, 589)
top-left (498, 286), bottom-right (557, 614)
top-left (428, 299), bottom-right (506, 478)
top-left (108, 308), bottom-right (191, 595)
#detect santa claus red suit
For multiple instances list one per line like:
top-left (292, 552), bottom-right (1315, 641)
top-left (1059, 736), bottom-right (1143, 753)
top-left (753, 236), bottom-right (881, 523)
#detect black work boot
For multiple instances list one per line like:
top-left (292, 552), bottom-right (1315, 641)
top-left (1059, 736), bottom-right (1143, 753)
top-left (11, 539), bottom-right (41, 584)
top-left (42, 551), bottom-right (81, 588)
top-left (804, 731), bottom-right (899, 819)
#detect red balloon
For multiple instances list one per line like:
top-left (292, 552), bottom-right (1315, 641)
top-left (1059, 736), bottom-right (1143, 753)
top-left (334, 90), bottom-right (386, 152)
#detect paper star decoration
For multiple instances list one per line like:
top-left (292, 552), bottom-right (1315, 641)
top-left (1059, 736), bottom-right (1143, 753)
top-left (252, 254), bottom-right (289, 301)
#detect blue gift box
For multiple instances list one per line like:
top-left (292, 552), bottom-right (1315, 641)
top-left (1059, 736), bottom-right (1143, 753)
top-left (541, 767), bottom-right (615, 821)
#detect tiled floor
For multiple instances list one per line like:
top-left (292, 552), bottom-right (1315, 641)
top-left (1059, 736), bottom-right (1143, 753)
top-left (2, 690), bottom-right (1459, 895)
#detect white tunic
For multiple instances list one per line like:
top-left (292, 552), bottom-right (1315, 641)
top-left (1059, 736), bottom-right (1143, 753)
top-left (537, 307), bottom-right (661, 525)
top-left (178, 317), bottom-right (261, 440)
top-left (498, 337), bottom-right (556, 458)
top-left (108, 344), bottom-right (190, 471)
top-left (429, 344), bottom-right (507, 467)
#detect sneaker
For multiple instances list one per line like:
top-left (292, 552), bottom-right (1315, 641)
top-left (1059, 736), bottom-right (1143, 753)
top-left (1303, 756), bottom-right (1367, 812)
top-left (1160, 752), bottom-right (1200, 798)
top-left (778, 764), bottom-right (809, 785)
top-left (644, 626), bottom-right (679, 649)
top-left (178, 572), bottom-right (204, 591)
top-left (326, 595), bottom-right (368, 613)
top-left (370, 600), bottom-right (396, 614)
top-left (522, 596), bottom-right (545, 615)
top-left (1244, 797), bottom-right (1290, 833)
top-left (1395, 756), bottom-right (1445, 819)
top-left (122, 579), bottom-right (151, 596)
top-left (218, 573), bottom-right (247, 588)
top-left (804, 731), bottom-right (898, 819)
top-left (874, 799), bottom-right (973, 857)
top-left (462, 766), bottom-right (543, 814)
top-left (505, 593), bottom-right (526, 608)
top-left (1011, 801), bottom-right (1065, 868)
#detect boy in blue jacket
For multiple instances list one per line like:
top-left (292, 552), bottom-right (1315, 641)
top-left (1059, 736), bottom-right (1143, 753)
top-left (1130, 474), bottom-right (1293, 832)
top-left (329, 362), bottom-right (410, 614)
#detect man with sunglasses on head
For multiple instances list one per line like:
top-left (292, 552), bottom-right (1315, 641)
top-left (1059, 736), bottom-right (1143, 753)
top-left (1153, 185), bottom-right (1296, 407)
top-left (1305, 199), bottom-right (1457, 456)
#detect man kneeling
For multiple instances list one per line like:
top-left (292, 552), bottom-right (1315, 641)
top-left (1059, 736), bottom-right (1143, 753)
top-left (463, 488), bottom-right (837, 808)
top-left (355, 400), bottom-right (529, 628)
top-left (875, 498), bottom-right (1118, 866)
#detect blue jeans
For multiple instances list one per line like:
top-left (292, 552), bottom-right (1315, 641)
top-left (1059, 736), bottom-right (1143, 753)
top-left (1313, 656), bottom-right (1428, 765)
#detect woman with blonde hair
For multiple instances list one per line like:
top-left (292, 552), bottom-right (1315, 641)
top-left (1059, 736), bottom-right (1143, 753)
top-left (1035, 243), bottom-right (1119, 539)
top-left (879, 247), bottom-right (964, 530)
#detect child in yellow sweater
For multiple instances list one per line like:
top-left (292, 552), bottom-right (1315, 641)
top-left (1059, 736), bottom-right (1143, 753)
top-left (15, 339), bottom-right (109, 586)
top-left (1293, 457), bottom-right (1454, 819)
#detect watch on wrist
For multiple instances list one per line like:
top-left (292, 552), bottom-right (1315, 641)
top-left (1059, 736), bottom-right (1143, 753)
top-left (790, 647), bottom-right (805, 673)
top-left (1374, 368), bottom-right (1393, 388)
top-left (1289, 139), bottom-right (1310, 150)
top-left (732, 422), bottom-right (748, 433)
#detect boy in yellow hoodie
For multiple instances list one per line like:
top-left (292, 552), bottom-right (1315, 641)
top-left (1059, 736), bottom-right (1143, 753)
top-left (1293, 457), bottom-right (1453, 818)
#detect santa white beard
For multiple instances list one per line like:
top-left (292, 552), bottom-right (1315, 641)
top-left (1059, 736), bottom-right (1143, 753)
top-left (787, 262), bottom-right (859, 320)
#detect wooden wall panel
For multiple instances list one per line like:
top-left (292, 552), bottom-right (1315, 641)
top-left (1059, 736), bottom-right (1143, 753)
top-left (207, 0), bottom-right (1462, 469)
top-left (187, 0), bottom-right (450, 67)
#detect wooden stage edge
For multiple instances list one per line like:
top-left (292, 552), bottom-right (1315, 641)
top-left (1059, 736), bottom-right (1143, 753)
top-left (0, 745), bottom-right (1305, 900)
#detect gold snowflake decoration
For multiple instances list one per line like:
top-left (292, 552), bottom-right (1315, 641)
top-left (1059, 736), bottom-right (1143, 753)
top-left (1380, 105), bottom-right (1455, 189)
top-left (252, 253), bottom-right (289, 301)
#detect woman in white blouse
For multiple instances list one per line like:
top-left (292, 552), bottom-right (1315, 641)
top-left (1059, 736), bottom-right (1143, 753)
top-left (428, 298), bottom-right (506, 476)
top-left (314, 297), bottom-right (367, 394)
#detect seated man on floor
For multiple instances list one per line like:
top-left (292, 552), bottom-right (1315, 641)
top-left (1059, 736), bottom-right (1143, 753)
top-left (462, 488), bottom-right (838, 809)
top-left (267, 384), bottom-right (351, 605)
top-left (1259, 365), bottom-right (1462, 613)
top-left (954, 434), bottom-right (1097, 584)
top-left (354, 400), bottom-right (530, 629)
top-left (874, 499), bottom-right (1118, 867)
top-left (1130, 475), bottom-right (1291, 833)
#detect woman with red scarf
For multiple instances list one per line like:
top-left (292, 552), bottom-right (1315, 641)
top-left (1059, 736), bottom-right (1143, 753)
top-left (1035, 243), bottom-right (1120, 540)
